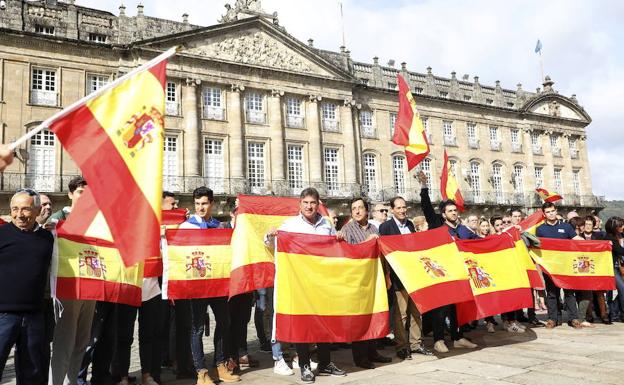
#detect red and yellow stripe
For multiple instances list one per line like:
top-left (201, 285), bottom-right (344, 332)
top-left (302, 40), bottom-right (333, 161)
top-left (55, 224), bottom-right (143, 306)
top-left (275, 232), bottom-right (389, 343)
top-left (144, 209), bottom-right (188, 278)
top-left (455, 234), bottom-right (533, 324)
top-left (378, 227), bottom-right (473, 313)
top-left (529, 238), bottom-right (614, 290)
top-left (506, 228), bottom-right (544, 289)
top-left (164, 228), bottom-right (232, 299)
top-left (518, 211), bottom-right (545, 235)
top-left (440, 149), bottom-right (464, 211)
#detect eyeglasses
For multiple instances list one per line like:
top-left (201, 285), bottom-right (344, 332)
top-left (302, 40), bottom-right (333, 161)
top-left (502, 220), bottom-right (512, 225)
top-left (376, 209), bottom-right (388, 213)
top-left (16, 188), bottom-right (39, 196)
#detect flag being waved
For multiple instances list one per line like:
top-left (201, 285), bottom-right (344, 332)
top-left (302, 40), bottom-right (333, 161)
top-left (440, 149), bottom-right (464, 211)
top-left (535, 188), bottom-right (562, 203)
top-left (518, 210), bottom-right (545, 235)
top-left (275, 232), bottom-right (389, 343)
top-left (392, 74), bottom-right (430, 170)
top-left (378, 227), bottom-right (473, 313)
top-left (54, 223), bottom-right (143, 306)
top-left (163, 228), bottom-right (232, 300)
top-left (506, 227), bottom-right (544, 289)
top-left (529, 238), bottom-right (614, 290)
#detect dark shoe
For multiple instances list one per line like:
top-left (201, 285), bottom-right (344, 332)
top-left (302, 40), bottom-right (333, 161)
top-left (318, 362), bottom-right (346, 377)
top-left (602, 318), bottom-right (613, 325)
top-left (411, 345), bottom-right (434, 356)
top-left (370, 352), bottom-right (392, 363)
top-left (300, 364), bottom-right (315, 383)
top-left (460, 324), bottom-right (472, 333)
top-left (260, 342), bottom-right (271, 353)
top-left (397, 348), bottom-right (412, 360)
top-left (545, 319), bottom-right (557, 329)
top-left (354, 360), bottom-right (375, 369)
top-left (239, 354), bottom-right (259, 368)
top-left (528, 318), bottom-right (544, 327)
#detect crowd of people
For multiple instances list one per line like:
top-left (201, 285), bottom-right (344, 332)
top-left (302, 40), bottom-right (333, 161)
top-left (1, 150), bottom-right (624, 385)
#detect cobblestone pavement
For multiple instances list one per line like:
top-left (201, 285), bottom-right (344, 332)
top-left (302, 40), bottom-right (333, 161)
top-left (4, 314), bottom-right (624, 385)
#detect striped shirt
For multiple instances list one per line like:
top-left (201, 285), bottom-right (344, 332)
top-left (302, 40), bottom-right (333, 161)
top-left (341, 219), bottom-right (378, 245)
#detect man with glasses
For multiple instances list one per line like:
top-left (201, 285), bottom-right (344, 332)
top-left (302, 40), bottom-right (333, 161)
top-left (0, 188), bottom-right (54, 384)
top-left (369, 204), bottom-right (388, 230)
top-left (536, 202), bottom-right (584, 329)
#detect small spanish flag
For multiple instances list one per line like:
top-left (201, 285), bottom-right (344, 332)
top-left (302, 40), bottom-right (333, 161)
top-left (275, 232), bottom-right (389, 343)
top-left (455, 234), bottom-right (533, 324)
top-left (54, 222), bottom-right (143, 306)
top-left (535, 188), bottom-right (563, 203)
top-left (440, 149), bottom-right (464, 211)
top-left (378, 227), bottom-right (473, 313)
top-left (163, 229), bottom-right (232, 300)
top-left (506, 227), bottom-right (544, 289)
top-left (518, 210), bottom-right (545, 235)
top-left (392, 74), bottom-right (430, 170)
top-left (529, 238), bottom-right (614, 290)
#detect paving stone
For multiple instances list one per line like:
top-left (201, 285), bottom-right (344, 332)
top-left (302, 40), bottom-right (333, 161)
top-left (525, 360), bottom-right (622, 384)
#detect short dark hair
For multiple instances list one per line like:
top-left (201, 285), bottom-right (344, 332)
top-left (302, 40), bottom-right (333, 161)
top-left (192, 186), bottom-right (214, 202)
top-left (299, 187), bottom-right (320, 202)
top-left (349, 197), bottom-right (369, 212)
top-left (510, 208), bottom-right (524, 217)
top-left (68, 176), bottom-right (87, 193)
top-left (584, 215), bottom-right (596, 227)
top-left (605, 216), bottom-right (624, 237)
top-left (389, 196), bottom-right (406, 209)
top-left (163, 191), bottom-right (175, 199)
top-left (541, 201), bottom-right (556, 212)
top-left (438, 199), bottom-right (457, 213)
top-left (569, 216), bottom-right (583, 229)
top-left (489, 215), bottom-right (503, 227)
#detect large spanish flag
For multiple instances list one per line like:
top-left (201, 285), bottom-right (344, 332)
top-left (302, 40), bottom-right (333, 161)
top-left (55, 222), bottom-right (143, 306)
top-left (48, 50), bottom-right (176, 267)
top-left (378, 227), bottom-right (473, 313)
top-left (392, 74), bottom-right (430, 170)
top-left (455, 234), bottom-right (533, 324)
top-left (506, 227), bottom-right (544, 289)
top-left (144, 209), bottom-right (189, 278)
top-left (440, 149), bottom-right (464, 212)
top-left (536, 188), bottom-right (563, 203)
top-left (529, 238), bottom-right (614, 290)
top-left (229, 195), bottom-right (329, 297)
top-left (275, 232), bottom-right (388, 343)
top-left (163, 228), bottom-right (232, 299)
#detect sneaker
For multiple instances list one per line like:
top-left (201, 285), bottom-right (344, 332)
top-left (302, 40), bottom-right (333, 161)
top-left (486, 321), bottom-right (496, 333)
top-left (513, 321), bottom-right (527, 330)
top-left (239, 355), bottom-right (259, 368)
top-left (273, 358), bottom-right (294, 376)
top-left (300, 364), bottom-right (315, 383)
top-left (453, 338), bottom-right (477, 349)
top-left (505, 321), bottom-right (525, 333)
top-left (433, 340), bottom-right (449, 353)
top-left (318, 362), bottom-right (346, 377)
top-left (293, 355), bottom-right (318, 371)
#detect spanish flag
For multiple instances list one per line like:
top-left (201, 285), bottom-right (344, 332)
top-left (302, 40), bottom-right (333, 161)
top-left (392, 74), bottom-right (430, 170)
top-left (163, 229), bottom-right (232, 299)
top-left (378, 227), bottom-right (473, 313)
top-left (506, 227), bottom-right (544, 289)
top-left (440, 149), bottom-right (464, 211)
top-left (535, 188), bottom-right (563, 203)
top-left (162, 209), bottom-right (188, 229)
top-left (455, 234), bottom-right (533, 324)
top-left (144, 209), bottom-right (188, 278)
top-left (48, 50), bottom-right (177, 267)
top-left (229, 195), bottom-right (329, 297)
top-left (54, 223), bottom-right (143, 306)
top-left (518, 211), bottom-right (545, 235)
top-left (529, 238), bottom-right (615, 290)
top-left (275, 232), bottom-right (388, 343)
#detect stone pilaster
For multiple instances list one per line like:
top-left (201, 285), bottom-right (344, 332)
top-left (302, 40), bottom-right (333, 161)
top-left (307, 95), bottom-right (322, 183)
top-left (183, 78), bottom-right (200, 177)
top-left (341, 101), bottom-right (358, 185)
top-left (228, 84), bottom-right (245, 180)
top-left (269, 89), bottom-right (285, 183)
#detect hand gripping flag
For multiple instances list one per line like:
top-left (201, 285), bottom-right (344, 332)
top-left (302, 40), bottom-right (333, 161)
top-left (378, 227), bottom-right (472, 313)
top-left (163, 228), bottom-right (232, 299)
top-left (54, 222), bottom-right (143, 306)
top-left (229, 195), bottom-right (329, 297)
top-left (455, 234), bottom-right (533, 324)
top-left (529, 238), bottom-right (615, 290)
top-left (440, 149), bottom-right (464, 212)
top-left (535, 188), bottom-right (562, 203)
top-left (144, 209), bottom-right (189, 278)
top-left (275, 232), bottom-right (388, 343)
top-left (392, 74), bottom-right (430, 170)
top-left (506, 227), bottom-right (544, 289)
top-left (46, 49), bottom-right (178, 267)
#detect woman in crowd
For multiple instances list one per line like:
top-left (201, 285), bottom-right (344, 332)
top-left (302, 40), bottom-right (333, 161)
top-left (477, 217), bottom-right (491, 238)
top-left (605, 217), bottom-right (624, 322)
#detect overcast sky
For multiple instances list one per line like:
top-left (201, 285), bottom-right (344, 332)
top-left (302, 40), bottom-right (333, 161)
top-left (78, 0), bottom-right (624, 200)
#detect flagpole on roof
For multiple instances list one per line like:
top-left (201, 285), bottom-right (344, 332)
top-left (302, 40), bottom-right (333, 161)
top-left (8, 45), bottom-right (183, 151)
top-left (339, 1), bottom-right (346, 48)
top-left (535, 39), bottom-right (544, 84)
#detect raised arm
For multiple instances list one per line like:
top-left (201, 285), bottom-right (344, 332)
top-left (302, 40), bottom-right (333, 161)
top-left (417, 171), bottom-right (442, 228)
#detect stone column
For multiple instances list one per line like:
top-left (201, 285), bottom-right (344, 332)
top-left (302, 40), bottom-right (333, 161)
top-left (228, 84), bottom-right (245, 180)
top-left (341, 102), bottom-right (358, 185)
top-left (268, 90), bottom-right (285, 190)
top-left (522, 126), bottom-right (537, 208)
top-left (561, 132), bottom-right (575, 197)
top-left (183, 78), bottom-right (201, 177)
top-left (307, 95), bottom-right (322, 184)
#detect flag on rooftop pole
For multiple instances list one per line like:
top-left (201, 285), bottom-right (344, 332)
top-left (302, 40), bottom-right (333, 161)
top-left (535, 39), bottom-right (542, 54)
top-left (440, 149), bottom-right (464, 212)
top-left (535, 188), bottom-right (562, 203)
top-left (392, 74), bottom-right (430, 170)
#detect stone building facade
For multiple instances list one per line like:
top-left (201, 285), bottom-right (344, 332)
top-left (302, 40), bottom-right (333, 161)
top-left (0, 0), bottom-right (602, 217)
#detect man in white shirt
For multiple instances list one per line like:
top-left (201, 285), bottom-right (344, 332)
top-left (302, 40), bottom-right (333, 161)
top-left (368, 203), bottom-right (388, 230)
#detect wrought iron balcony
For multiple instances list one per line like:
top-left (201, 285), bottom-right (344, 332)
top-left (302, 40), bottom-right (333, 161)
top-left (532, 145), bottom-right (543, 155)
top-left (245, 110), bottom-right (266, 124)
top-left (468, 138), bottom-right (479, 149)
top-left (511, 143), bottom-right (523, 153)
top-left (322, 119), bottom-right (340, 132)
top-left (165, 101), bottom-right (180, 116)
top-left (570, 149), bottom-right (579, 159)
top-left (552, 147), bottom-right (562, 157)
top-left (30, 90), bottom-right (58, 106)
top-left (444, 136), bottom-right (457, 146)
top-left (285, 115), bottom-right (304, 128)
top-left (202, 106), bottom-right (225, 120)
top-left (490, 140), bottom-right (501, 151)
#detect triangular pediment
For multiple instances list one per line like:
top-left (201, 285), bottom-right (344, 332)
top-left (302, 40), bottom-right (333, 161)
top-left (521, 94), bottom-right (591, 123)
top-left (134, 17), bottom-right (353, 81)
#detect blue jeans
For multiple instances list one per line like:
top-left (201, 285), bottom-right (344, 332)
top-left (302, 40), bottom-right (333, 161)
top-left (256, 288), bottom-right (283, 360)
top-left (609, 266), bottom-right (624, 320)
top-left (0, 311), bottom-right (45, 385)
top-left (190, 297), bottom-right (229, 369)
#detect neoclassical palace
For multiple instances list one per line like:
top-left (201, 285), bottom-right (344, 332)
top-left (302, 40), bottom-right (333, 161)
top-left (0, 0), bottom-right (602, 216)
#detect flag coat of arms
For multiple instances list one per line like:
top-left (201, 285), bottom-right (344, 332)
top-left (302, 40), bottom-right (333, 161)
top-left (529, 238), bottom-right (614, 290)
top-left (275, 232), bottom-right (388, 343)
top-left (378, 227), bottom-right (473, 313)
top-left (455, 234), bottom-right (533, 324)
top-left (163, 228), bottom-right (232, 299)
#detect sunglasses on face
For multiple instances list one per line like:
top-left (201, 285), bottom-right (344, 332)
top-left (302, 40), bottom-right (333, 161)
top-left (503, 221), bottom-right (512, 224)
top-left (376, 209), bottom-right (388, 213)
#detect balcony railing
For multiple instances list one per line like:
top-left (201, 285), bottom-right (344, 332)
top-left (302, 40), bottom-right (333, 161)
top-left (552, 147), bottom-right (562, 157)
top-left (0, 173), bottom-right (80, 193)
top-left (285, 115), bottom-right (304, 128)
top-left (203, 106), bottom-right (225, 120)
top-left (511, 143), bottom-right (523, 153)
top-left (570, 149), bottom-right (579, 159)
top-left (30, 90), bottom-right (58, 106)
top-left (443, 136), bottom-right (457, 146)
top-left (468, 138), bottom-right (479, 149)
top-left (165, 101), bottom-right (180, 116)
top-left (322, 119), bottom-right (340, 132)
top-left (490, 141), bottom-right (501, 151)
top-left (532, 145), bottom-right (543, 155)
top-left (246, 110), bottom-right (266, 124)
top-left (361, 126), bottom-right (376, 138)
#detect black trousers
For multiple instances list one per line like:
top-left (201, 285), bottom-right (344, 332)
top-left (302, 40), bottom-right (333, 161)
top-left (112, 304), bottom-right (138, 378)
top-left (172, 299), bottom-right (193, 373)
top-left (78, 301), bottom-right (116, 384)
top-left (351, 340), bottom-right (377, 364)
top-left (139, 295), bottom-right (166, 378)
top-left (431, 305), bottom-right (462, 342)
top-left (228, 293), bottom-right (253, 359)
top-left (296, 343), bottom-right (331, 369)
top-left (42, 298), bottom-right (55, 384)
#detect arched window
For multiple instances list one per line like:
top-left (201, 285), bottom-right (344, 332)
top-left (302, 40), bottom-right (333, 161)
top-left (28, 129), bottom-right (55, 192)
top-left (392, 155), bottom-right (406, 195)
top-left (362, 153), bottom-right (377, 193)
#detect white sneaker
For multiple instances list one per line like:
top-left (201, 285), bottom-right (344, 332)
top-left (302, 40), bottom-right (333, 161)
top-left (486, 322), bottom-right (496, 333)
top-left (514, 321), bottom-right (527, 330)
top-left (292, 355), bottom-right (318, 371)
top-left (453, 338), bottom-right (477, 349)
top-left (433, 340), bottom-right (449, 353)
top-left (505, 321), bottom-right (525, 333)
top-left (274, 358), bottom-right (294, 376)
